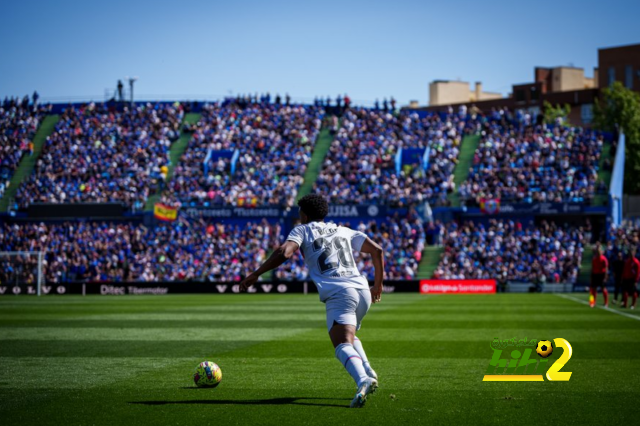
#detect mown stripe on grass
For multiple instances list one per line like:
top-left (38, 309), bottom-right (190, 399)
top-left (0, 311), bottom-right (623, 322)
top-left (4, 326), bottom-right (638, 344)
top-left (556, 293), bottom-right (640, 321)
top-left (0, 357), bottom-right (183, 390)
top-left (0, 340), bottom-right (262, 358)
top-left (3, 357), bottom-right (640, 393)
top-left (306, 328), bottom-right (640, 342)
top-left (0, 327), bottom-right (316, 341)
top-left (346, 341), bottom-right (636, 359)
top-left (2, 318), bottom-right (638, 330)
top-left (7, 339), bottom-right (610, 360)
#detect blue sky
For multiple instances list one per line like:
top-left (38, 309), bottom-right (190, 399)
top-left (1, 0), bottom-right (638, 106)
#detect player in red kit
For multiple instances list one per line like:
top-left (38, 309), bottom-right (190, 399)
top-left (590, 243), bottom-right (609, 308)
top-left (621, 247), bottom-right (640, 309)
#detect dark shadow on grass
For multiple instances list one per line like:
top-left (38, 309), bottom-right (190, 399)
top-left (130, 397), bottom-right (350, 408)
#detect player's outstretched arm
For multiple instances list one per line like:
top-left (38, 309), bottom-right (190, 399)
top-left (360, 236), bottom-right (384, 303)
top-left (239, 241), bottom-right (299, 291)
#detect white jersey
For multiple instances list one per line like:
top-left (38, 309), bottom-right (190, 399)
top-left (286, 221), bottom-right (370, 301)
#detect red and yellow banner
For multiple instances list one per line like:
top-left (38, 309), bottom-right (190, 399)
top-left (237, 197), bottom-right (258, 207)
top-left (154, 203), bottom-right (178, 222)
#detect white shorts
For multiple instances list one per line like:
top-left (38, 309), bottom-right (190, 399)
top-left (324, 287), bottom-right (371, 332)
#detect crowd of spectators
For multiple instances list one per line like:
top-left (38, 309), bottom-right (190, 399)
top-left (0, 253), bottom-right (42, 286)
top-left (3, 94), bottom-right (612, 213)
top-left (458, 120), bottom-right (606, 205)
top-left (14, 102), bottom-right (184, 210)
top-left (0, 219), bottom-right (279, 283)
top-left (604, 222), bottom-right (640, 304)
top-left (313, 108), bottom-right (471, 207)
top-left (275, 212), bottom-right (425, 281)
top-left (167, 100), bottom-right (322, 208)
top-left (0, 211), bottom-right (426, 284)
top-left (606, 222), bottom-right (640, 259)
top-left (0, 95), bottom-right (50, 200)
top-left (433, 219), bottom-right (585, 284)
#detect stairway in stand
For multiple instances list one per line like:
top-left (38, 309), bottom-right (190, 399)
top-left (296, 119), bottom-right (338, 201)
top-left (144, 112), bottom-right (201, 211)
top-left (0, 114), bottom-right (60, 212)
top-left (447, 134), bottom-right (480, 207)
top-left (416, 246), bottom-right (444, 280)
top-left (578, 244), bottom-right (594, 287)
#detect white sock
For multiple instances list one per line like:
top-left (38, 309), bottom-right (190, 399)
top-left (353, 337), bottom-right (372, 370)
top-left (335, 343), bottom-right (368, 387)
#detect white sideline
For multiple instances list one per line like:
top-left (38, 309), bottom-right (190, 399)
top-left (555, 293), bottom-right (640, 321)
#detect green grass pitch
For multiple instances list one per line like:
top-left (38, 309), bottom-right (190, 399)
top-left (1, 293), bottom-right (639, 425)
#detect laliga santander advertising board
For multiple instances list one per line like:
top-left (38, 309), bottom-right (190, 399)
top-left (420, 279), bottom-right (497, 294)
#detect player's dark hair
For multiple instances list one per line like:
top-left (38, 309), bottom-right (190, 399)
top-left (298, 194), bottom-right (329, 221)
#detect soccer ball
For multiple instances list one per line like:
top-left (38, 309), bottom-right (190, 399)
top-left (193, 361), bottom-right (222, 388)
top-left (536, 340), bottom-right (554, 358)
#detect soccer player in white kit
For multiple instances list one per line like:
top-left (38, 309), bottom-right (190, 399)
top-left (240, 194), bottom-right (384, 408)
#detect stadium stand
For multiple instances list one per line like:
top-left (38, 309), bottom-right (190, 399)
top-left (0, 219), bottom-right (279, 283)
top-left (0, 96), bottom-right (619, 290)
top-left (0, 210), bottom-right (428, 284)
top-left (312, 108), bottom-right (476, 207)
top-left (457, 119), bottom-right (606, 205)
top-left (0, 96), bottom-right (50, 200)
top-left (166, 100), bottom-right (323, 208)
top-left (14, 102), bottom-right (184, 210)
top-left (434, 219), bottom-right (585, 284)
